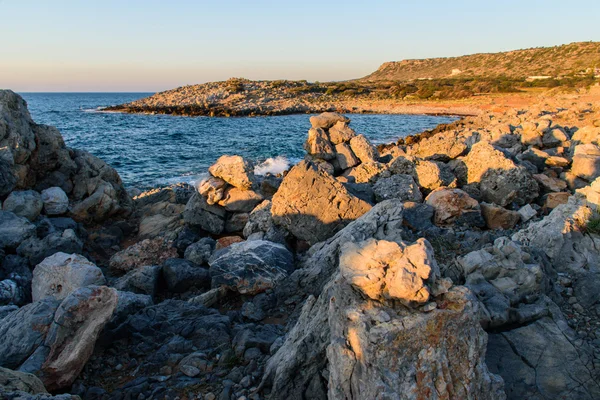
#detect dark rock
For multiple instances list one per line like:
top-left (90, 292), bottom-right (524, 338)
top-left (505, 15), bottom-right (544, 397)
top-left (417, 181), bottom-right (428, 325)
top-left (162, 258), bottom-right (210, 293)
top-left (0, 211), bottom-right (36, 250)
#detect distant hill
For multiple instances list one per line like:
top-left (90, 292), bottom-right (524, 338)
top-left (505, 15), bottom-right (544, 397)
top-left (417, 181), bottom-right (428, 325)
top-left (361, 42), bottom-right (600, 81)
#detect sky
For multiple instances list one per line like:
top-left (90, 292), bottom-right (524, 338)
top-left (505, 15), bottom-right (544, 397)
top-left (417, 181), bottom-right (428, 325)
top-left (1, 0), bottom-right (599, 92)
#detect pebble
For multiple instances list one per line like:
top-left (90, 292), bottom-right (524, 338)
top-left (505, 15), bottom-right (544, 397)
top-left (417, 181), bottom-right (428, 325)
top-left (205, 394), bottom-right (216, 400)
top-left (180, 365), bottom-right (201, 377)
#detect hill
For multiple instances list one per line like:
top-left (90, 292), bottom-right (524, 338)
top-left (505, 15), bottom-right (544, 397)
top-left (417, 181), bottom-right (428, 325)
top-left (361, 41), bottom-right (600, 81)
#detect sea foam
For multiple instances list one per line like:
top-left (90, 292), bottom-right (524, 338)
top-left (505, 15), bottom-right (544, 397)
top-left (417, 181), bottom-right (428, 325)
top-left (254, 156), bottom-right (294, 176)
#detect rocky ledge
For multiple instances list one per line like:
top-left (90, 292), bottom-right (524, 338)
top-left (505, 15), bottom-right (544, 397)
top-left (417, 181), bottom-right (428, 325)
top-left (2, 89), bottom-right (600, 399)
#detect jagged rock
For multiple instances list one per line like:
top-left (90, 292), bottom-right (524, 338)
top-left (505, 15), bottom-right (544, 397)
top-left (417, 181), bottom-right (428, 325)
top-left (519, 121), bottom-right (544, 147)
top-left (109, 238), bottom-right (178, 274)
top-left (349, 134), bottom-right (378, 163)
top-left (413, 159), bottom-right (457, 191)
top-left (343, 161), bottom-right (388, 183)
top-left (425, 188), bottom-right (484, 227)
top-left (110, 290), bottom-right (153, 327)
top-left (208, 155), bottom-right (255, 190)
top-left (184, 237), bottom-right (216, 265)
top-left (480, 202), bottom-right (520, 230)
top-left (217, 187), bottom-right (263, 213)
top-left (0, 279), bottom-right (27, 306)
top-left (572, 144), bottom-right (600, 181)
top-left (462, 141), bottom-right (538, 206)
top-left (17, 229), bottom-right (83, 266)
top-left (372, 174), bottom-right (422, 203)
top-left (32, 252), bottom-right (105, 302)
top-left (571, 125), bottom-right (600, 145)
top-left (309, 112), bottom-right (349, 129)
top-left (0, 211), bottom-right (36, 250)
top-left (333, 142), bottom-right (359, 170)
top-left (517, 204), bottom-right (536, 222)
top-left (541, 192), bottom-right (570, 210)
top-left (3, 190), bottom-right (43, 221)
top-left (272, 161), bottom-right (372, 244)
top-left (388, 155), bottom-right (416, 175)
top-left (262, 239), bottom-right (504, 400)
top-left (183, 192), bottom-right (226, 235)
top-left (304, 128), bottom-right (336, 161)
top-left (112, 265), bottom-right (161, 297)
top-left (208, 240), bottom-right (293, 294)
top-left (402, 201), bottom-right (435, 231)
top-left (70, 182), bottom-right (119, 222)
top-left (407, 130), bottom-right (470, 161)
top-left (328, 121), bottom-right (356, 144)
top-left (162, 258), bottom-right (210, 293)
top-left (198, 176), bottom-right (227, 205)
top-left (541, 127), bottom-right (569, 148)
top-left (243, 200), bottom-right (288, 244)
top-left (0, 367), bottom-right (48, 395)
top-left (533, 173), bottom-right (567, 192)
top-left (40, 187), bottom-right (69, 216)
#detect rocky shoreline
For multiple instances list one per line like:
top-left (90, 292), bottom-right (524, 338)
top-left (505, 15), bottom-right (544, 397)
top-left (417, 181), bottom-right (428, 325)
top-left (2, 88), bottom-right (600, 399)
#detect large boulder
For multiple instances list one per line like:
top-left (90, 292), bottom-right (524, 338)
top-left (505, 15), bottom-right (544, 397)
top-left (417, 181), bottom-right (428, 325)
top-left (425, 188), bottom-right (484, 227)
top-left (328, 121), bottom-right (356, 144)
top-left (304, 128), bottom-right (336, 161)
top-left (407, 130), bottom-right (470, 161)
top-left (413, 159), bottom-right (457, 191)
top-left (208, 240), bottom-right (294, 294)
top-left (183, 192), bottom-right (226, 235)
top-left (17, 229), bottom-right (83, 266)
top-left (572, 144), bottom-right (600, 181)
top-left (32, 252), bottom-right (105, 302)
top-left (208, 155), bottom-right (255, 189)
top-left (2, 190), bottom-right (42, 221)
top-left (461, 141), bottom-right (538, 206)
top-left (40, 187), bottom-right (69, 215)
top-left (0, 211), bottom-right (36, 249)
top-left (109, 238), bottom-right (178, 274)
top-left (271, 161), bottom-right (372, 244)
top-left (349, 134), bottom-right (378, 163)
top-left (309, 112), bottom-right (349, 129)
top-left (262, 238), bottom-right (504, 400)
top-left (217, 186), bottom-right (263, 213)
top-left (372, 174), bottom-right (422, 203)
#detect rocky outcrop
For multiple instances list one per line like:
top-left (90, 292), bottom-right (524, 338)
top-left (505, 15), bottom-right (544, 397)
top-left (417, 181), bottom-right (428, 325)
top-left (271, 161), bottom-right (372, 244)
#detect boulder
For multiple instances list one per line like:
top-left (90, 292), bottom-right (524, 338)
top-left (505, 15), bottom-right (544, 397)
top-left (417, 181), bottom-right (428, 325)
top-left (208, 240), bottom-right (294, 295)
top-left (17, 229), bottom-right (83, 266)
top-left (572, 144), bottom-right (600, 181)
top-left (32, 252), bottom-right (105, 302)
top-left (304, 128), bottom-right (336, 161)
top-left (262, 239), bottom-right (504, 400)
top-left (401, 201), bottom-right (435, 232)
top-left (217, 186), bottom-right (263, 213)
top-left (40, 187), bottom-right (69, 216)
top-left (517, 204), bottom-right (537, 222)
top-left (407, 130), bottom-right (470, 161)
top-left (413, 160), bottom-right (457, 191)
top-left (388, 156), bottom-right (416, 175)
top-left (462, 141), bottom-right (538, 206)
top-left (541, 127), bottom-right (569, 148)
top-left (480, 202), bottom-right (520, 230)
top-left (332, 142), bottom-right (359, 170)
top-left (225, 212), bottom-right (249, 233)
top-left (272, 161), bottom-right (372, 244)
top-left (0, 367), bottom-right (48, 395)
top-left (519, 121), bottom-right (544, 147)
top-left (343, 161), bottom-right (388, 183)
top-left (533, 173), bottom-right (567, 193)
top-left (162, 258), bottom-right (210, 293)
top-left (348, 134), bottom-right (378, 163)
top-left (571, 125), bottom-right (600, 145)
top-left (425, 188), bottom-right (484, 227)
top-left (541, 192), bottom-right (570, 210)
top-left (184, 237), bottom-right (216, 265)
top-left (70, 182), bottom-right (120, 222)
top-left (198, 176), bottom-right (227, 205)
top-left (2, 190), bottom-right (43, 221)
top-left (109, 238), bottom-right (178, 274)
top-left (0, 211), bottom-right (36, 249)
top-left (183, 192), bottom-right (226, 235)
top-left (309, 112), bottom-right (349, 129)
top-left (328, 121), bottom-right (356, 144)
top-left (372, 174), bottom-right (422, 203)
top-left (208, 155), bottom-right (255, 189)
top-left (243, 200), bottom-right (288, 244)
top-left (112, 264), bottom-right (162, 297)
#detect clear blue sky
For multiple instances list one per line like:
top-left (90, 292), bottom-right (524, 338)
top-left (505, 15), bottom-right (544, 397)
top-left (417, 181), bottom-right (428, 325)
top-left (1, 0), bottom-right (598, 92)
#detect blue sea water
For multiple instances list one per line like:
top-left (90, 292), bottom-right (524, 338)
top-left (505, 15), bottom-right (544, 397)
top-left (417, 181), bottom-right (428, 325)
top-left (19, 93), bottom-right (457, 189)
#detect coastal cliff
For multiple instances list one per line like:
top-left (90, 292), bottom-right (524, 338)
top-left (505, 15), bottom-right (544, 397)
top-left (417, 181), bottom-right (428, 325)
top-left (1, 89), bottom-right (600, 399)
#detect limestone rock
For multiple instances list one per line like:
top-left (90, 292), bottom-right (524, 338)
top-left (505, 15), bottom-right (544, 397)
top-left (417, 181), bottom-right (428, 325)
top-left (572, 144), bottom-right (600, 181)
top-left (481, 202), bottom-right (520, 230)
top-left (109, 238), bottom-right (178, 274)
top-left (40, 187), bottom-right (69, 216)
top-left (343, 161), bottom-right (388, 183)
top-left (304, 128), bottom-right (336, 161)
top-left (328, 121), bottom-right (356, 144)
top-left (0, 211), bottom-right (36, 249)
top-left (372, 174), bottom-right (422, 203)
top-left (217, 186), bottom-right (263, 213)
top-left (541, 192), bottom-right (570, 210)
top-left (208, 240), bottom-right (294, 294)
top-left (413, 159), bottom-right (457, 191)
top-left (571, 125), bottom-right (600, 145)
top-left (333, 142), bottom-right (359, 170)
top-left (272, 161), bottom-right (372, 244)
top-left (208, 155), bottom-right (255, 190)
top-left (517, 204), bottom-right (537, 222)
top-left (349, 134), bottom-right (378, 163)
top-left (533, 173), bottom-right (567, 193)
top-left (425, 188), bottom-right (484, 227)
top-left (309, 112), bottom-right (349, 129)
top-left (32, 252), bottom-right (105, 302)
top-left (198, 176), bottom-right (227, 205)
top-left (2, 190), bottom-right (43, 221)
top-left (408, 130), bottom-right (470, 161)
top-left (183, 192), bottom-right (226, 235)
top-left (541, 127), bottom-right (569, 148)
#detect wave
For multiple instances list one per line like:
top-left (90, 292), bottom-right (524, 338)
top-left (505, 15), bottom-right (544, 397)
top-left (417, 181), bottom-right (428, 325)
top-left (154, 172), bottom-right (209, 188)
top-left (254, 156), bottom-right (296, 176)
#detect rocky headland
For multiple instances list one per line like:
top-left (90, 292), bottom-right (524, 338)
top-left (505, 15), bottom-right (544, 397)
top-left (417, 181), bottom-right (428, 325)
top-left (2, 88), bottom-right (600, 399)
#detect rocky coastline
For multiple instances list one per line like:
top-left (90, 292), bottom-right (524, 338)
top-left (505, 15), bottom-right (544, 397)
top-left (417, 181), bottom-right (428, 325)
top-left (2, 88), bottom-right (600, 399)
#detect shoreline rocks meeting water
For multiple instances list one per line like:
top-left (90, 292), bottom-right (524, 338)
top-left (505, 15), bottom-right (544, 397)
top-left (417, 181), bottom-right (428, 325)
top-left (1, 88), bottom-right (600, 399)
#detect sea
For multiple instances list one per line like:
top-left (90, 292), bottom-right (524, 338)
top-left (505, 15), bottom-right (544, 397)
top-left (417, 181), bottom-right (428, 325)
top-left (20, 93), bottom-right (457, 189)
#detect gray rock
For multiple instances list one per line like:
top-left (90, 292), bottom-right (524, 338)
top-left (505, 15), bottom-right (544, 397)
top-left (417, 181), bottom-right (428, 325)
top-left (17, 229), bottom-right (83, 266)
top-left (0, 211), bottom-right (36, 250)
top-left (184, 237), bottom-right (216, 265)
top-left (0, 367), bottom-right (48, 394)
top-left (112, 265), bottom-right (161, 297)
top-left (40, 187), bottom-right (69, 215)
top-left (162, 258), bottom-right (210, 293)
top-left (32, 252), bottom-right (106, 302)
top-left (349, 134), bottom-right (378, 164)
top-left (2, 190), bottom-right (43, 221)
top-left (0, 279), bottom-right (27, 306)
top-left (110, 290), bottom-right (153, 327)
top-left (309, 112), bottom-right (350, 129)
top-left (372, 174), bottom-right (422, 203)
top-left (209, 240), bottom-right (294, 295)
top-left (402, 201), bottom-right (434, 231)
top-left (183, 192), bottom-right (226, 235)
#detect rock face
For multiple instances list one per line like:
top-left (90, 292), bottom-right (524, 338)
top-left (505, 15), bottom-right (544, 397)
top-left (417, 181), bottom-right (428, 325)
top-left (271, 161), bottom-right (372, 244)
top-left (262, 238), bottom-right (504, 400)
top-left (208, 155), bottom-right (255, 189)
top-left (32, 252), bottom-right (106, 302)
top-left (425, 188), bottom-right (484, 227)
top-left (208, 240), bottom-right (294, 294)
top-left (2, 190), bottom-right (43, 221)
top-left (461, 141), bottom-right (538, 206)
